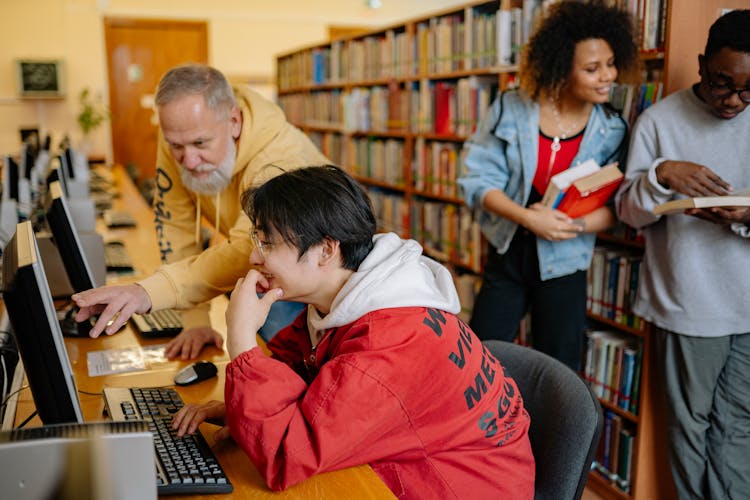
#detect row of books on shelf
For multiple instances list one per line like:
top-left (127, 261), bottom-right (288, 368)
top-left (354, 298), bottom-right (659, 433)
top-left (279, 0), bottom-right (667, 89)
top-left (609, 80), bottom-right (664, 127)
top-left (413, 139), bottom-right (466, 199)
top-left (583, 329), bottom-right (643, 414)
top-left (628, 0), bottom-right (668, 51)
top-left (308, 131), bottom-right (469, 200)
top-left (366, 188), bottom-right (409, 237)
top-left (278, 75), bottom-right (497, 137)
top-left (587, 246), bottom-right (644, 330)
top-left (277, 0), bottom-right (547, 89)
top-left (413, 199), bottom-right (483, 272)
top-left (362, 187), bottom-right (483, 273)
top-left (308, 131), bottom-right (345, 167)
top-left (454, 273), bottom-right (482, 323)
top-left (348, 137), bottom-right (405, 187)
top-left (592, 410), bottom-right (636, 494)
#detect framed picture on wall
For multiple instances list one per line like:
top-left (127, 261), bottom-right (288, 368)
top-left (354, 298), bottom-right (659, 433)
top-left (15, 59), bottom-right (65, 98)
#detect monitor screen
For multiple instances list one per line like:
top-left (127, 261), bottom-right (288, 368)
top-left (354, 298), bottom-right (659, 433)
top-left (21, 144), bottom-right (35, 179)
top-left (60, 147), bottom-right (75, 181)
top-left (45, 181), bottom-right (96, 293)
top-left (46, 161), bottom-right (68, 196)
top-left (1, 220), bottom-right (83, 424)
top-left (3, 155), bottom-right (20, 201)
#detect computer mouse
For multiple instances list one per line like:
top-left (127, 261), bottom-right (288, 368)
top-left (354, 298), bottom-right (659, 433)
top-left (174, 361), bottom-right (218, 386)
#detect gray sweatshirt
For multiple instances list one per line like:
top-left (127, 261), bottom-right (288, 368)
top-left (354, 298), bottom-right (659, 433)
top-left (615, 87), bottom-right (750, 337)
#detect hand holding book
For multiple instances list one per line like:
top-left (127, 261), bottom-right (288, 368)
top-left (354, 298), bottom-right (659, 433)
top-left (541, 159), bottom-right (623, 218)
top-left (653, 189), bottom-right (750, 215)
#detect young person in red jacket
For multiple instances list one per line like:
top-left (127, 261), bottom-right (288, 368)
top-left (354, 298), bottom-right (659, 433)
top-left (172, 165), bottom-right (535, 498)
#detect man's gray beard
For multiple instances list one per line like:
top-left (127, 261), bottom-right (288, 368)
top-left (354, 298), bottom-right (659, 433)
top-left (180, 139), bottom-right (237, 196)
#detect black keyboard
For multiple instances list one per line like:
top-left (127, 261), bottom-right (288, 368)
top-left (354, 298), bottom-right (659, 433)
top-left (104, 240), bottom-right (134, 272)
top-left (131, 309), bottom-right (183, 337)
top-left (103, 386), bottom-right (233, 495)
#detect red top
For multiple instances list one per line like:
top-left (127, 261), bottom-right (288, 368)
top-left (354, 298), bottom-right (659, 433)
top-left (224, 308), bottom-right (535, 499)
top-left (533, 130), bottom-right (585, 195)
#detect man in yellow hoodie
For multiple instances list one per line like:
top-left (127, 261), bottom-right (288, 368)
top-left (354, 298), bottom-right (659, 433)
top-left (71, 64), bottom-right (328, 357)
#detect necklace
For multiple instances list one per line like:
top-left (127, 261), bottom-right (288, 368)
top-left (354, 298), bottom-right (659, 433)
top-left (548, 97), bottom-right (579, 171)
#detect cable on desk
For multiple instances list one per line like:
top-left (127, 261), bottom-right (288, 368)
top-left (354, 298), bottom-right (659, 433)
top-left (15, 409), bottom-right (37, 429)
top-left (78, 390), bottom-right (104, 396)
top-left (0, 384), bottom-right (29, 413)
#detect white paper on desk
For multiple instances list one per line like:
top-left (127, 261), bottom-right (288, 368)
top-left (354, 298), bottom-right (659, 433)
top-left (87, 344), bottom-right (169, 376)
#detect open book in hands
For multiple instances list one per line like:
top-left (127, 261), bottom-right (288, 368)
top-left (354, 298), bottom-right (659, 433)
top-left (653, 188), bottom-right (750, 215)
top-left (541, 159), bottom-right (624, 218)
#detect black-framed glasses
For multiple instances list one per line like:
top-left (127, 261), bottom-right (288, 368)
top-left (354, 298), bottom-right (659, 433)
top-left (250, 231), bottom-right (273, 258)
top-left (707, 80), bottom-right (750, 103)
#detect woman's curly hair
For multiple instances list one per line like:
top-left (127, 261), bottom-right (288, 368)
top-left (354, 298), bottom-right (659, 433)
top-left (519, 1), bottom-right (640, 99)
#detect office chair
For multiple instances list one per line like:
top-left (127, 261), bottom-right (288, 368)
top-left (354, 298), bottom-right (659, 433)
top-left (483, 340), bottom-right (603, 500)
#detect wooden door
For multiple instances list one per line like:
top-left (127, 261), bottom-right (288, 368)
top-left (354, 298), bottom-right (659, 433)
top-left (104, 18), bottom-right (208, 184)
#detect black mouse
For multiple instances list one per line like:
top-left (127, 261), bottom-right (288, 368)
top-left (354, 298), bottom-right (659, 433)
top-left (174, 361), bottom-right (218, 386)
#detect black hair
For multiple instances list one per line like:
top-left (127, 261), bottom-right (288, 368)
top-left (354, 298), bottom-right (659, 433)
top-left (519, 0), bottom-right (639, 99)
top-left (241, 165), bottom-right (376, 270)
top-left (705, 9), bottom-right (750, 59)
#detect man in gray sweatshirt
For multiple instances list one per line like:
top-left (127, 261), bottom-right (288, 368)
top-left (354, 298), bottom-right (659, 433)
top-left (615, 9), bottom-right (750, 499)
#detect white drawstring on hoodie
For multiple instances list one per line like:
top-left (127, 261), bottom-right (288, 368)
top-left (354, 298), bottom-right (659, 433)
top-left (194, 193), bottom-right (222, 248)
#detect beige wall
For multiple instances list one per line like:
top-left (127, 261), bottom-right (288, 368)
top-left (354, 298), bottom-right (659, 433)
top-left (0, 0), bottom-right (467, 161)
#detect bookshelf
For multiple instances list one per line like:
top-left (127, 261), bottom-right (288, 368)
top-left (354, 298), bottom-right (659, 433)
top-left (276, 0), bottom-right (724, 498)
top-left (277, 0), bottom-right (531, 276)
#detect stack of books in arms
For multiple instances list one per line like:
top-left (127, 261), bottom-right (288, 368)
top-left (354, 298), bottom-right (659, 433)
top-left (541, 160), bottom-right (624, 218)
top-left (584, 330), bottom-right (643, 493)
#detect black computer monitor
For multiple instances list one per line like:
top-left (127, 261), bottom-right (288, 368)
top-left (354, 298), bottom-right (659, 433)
top-left (45, 181), bottom-right (96, 293)
top-left (1, 221), bottom-right (84, 424)
top-left (21, 144), bottom-right (35, 180)
top-left (46, 162), bottom-right (68, 196)
top-left (45, 181), bottom-right (96, 337)
top-left (60, 147), bottom-right (75, 181)
top-left (3, 155), bottom-right (20, 201)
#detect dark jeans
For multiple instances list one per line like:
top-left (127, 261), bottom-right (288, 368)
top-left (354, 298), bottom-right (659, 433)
top-left (469, 230), bottom-right (587, 371)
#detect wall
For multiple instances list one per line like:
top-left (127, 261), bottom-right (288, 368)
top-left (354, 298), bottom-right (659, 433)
top-left (0, 0), bottom-right (468, 161)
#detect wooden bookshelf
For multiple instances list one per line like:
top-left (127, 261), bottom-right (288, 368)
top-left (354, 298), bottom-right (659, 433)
top-left (274, 1), bottom-right (715, 498)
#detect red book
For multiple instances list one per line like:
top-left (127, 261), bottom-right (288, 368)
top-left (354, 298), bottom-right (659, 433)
top-left (556, 164), bottom-right (623, 218)
top-left (433, 82), bottom-right (455, 135)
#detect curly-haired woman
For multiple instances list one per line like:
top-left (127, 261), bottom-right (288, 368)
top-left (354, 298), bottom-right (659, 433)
top-left (458, 1), bottom-right (640, 369)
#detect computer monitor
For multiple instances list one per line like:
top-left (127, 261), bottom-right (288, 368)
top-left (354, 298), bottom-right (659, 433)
top-left (46, 161), bottom-right (67, 196)
top-left (45, 181), bottom-right (96, 337)
top-left (2, 155), bottom-right (19, 201)
top-left (0, 220), bottom-right (83, 424)
top-left (56, 147), bottom-right (89, 199)
top-left (20, 144), bottom-right (35, 180)
top-left (60, 146), bottom-right (75, 181)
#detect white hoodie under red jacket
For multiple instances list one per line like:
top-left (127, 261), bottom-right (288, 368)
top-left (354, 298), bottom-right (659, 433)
top-left (224, 233), bottom-right (535, 498)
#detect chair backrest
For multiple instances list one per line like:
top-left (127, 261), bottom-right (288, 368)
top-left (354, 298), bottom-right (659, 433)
top-left (483, 340), bottom-right (603, 500)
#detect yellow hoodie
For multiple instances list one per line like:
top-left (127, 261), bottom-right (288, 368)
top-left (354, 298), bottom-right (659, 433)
top-left (137, 86), bottom-right (329, 328)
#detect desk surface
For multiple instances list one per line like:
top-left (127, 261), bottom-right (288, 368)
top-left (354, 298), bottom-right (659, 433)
top-left (12, 165), bottom-right (394, 499)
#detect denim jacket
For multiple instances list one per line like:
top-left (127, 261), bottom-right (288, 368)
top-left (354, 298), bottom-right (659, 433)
top-left (458, 90), bottom-right (628, 280)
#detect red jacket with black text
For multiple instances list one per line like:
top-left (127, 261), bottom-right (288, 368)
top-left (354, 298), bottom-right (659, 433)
top-left (224, 234), bottom-right (535, 498)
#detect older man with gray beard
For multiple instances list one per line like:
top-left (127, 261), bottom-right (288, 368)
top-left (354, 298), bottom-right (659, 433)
top-left (72, 64), bottom-right (328, 358)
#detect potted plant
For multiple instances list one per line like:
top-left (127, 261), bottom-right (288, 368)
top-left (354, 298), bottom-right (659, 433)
top-left (76, 87), bottom-right (108, 151)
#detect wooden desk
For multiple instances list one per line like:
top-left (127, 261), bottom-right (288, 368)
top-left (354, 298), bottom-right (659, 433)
top-left (12, 165), bottom-right (395, 499)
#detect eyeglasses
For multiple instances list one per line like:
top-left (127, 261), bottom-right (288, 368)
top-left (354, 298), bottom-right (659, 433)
top-left (250, 231), bottom-right (273, 258)
top-left (707, 80), bottom-right (750, 103)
